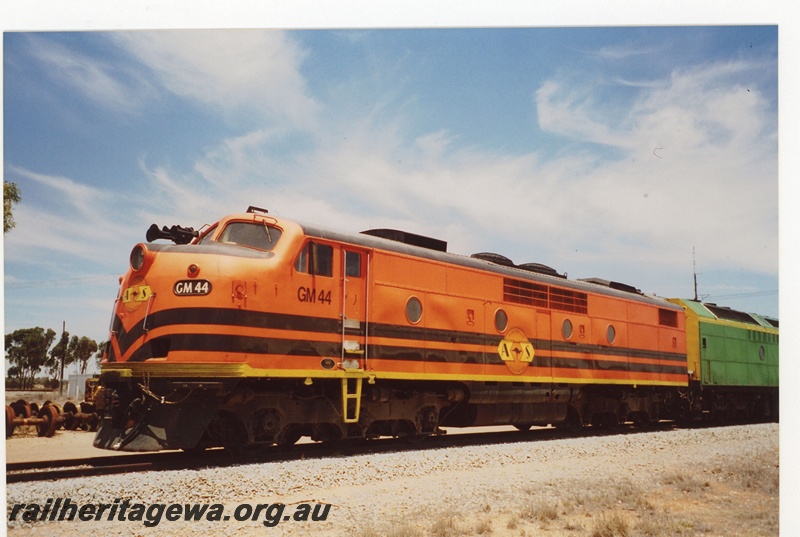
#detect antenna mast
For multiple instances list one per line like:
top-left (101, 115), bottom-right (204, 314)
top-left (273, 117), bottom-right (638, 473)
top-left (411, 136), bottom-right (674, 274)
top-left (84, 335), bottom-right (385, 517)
top-left (693, 247), bottom-right (698, 301)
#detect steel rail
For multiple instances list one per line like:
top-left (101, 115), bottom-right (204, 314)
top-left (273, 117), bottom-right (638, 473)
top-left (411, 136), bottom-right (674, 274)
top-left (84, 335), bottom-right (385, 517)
top-left (6, 423), bottom-right (686, 485)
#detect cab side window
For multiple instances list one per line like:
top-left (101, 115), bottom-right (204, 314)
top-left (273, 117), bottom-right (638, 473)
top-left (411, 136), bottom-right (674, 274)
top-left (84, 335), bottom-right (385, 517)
top-left (295, 242), bottom-right (333, 277)
top-left (197, 225), bottom-right (218, 244)
top-left (345, 251), bottom-right (361, 278)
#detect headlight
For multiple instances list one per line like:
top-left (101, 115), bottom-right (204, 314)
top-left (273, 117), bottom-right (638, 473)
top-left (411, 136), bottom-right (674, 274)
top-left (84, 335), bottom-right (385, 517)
top-left (130, 244), bottom-right (147, 271)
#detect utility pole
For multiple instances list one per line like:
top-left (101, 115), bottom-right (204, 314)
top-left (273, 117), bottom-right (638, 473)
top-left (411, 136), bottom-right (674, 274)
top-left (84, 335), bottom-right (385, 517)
top-left (59, 320), bottom-right (65, 396)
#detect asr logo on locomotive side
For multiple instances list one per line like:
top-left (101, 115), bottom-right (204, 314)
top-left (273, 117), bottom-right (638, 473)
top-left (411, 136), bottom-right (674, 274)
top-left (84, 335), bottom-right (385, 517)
top-left (121, 276), bottom-right (152, 312)
top-left (122, 284), bottom-right (152, 304)
top-left (498, 327), bottom-right (535, 375)
top-left (174, 279), bottom-right (212, 296)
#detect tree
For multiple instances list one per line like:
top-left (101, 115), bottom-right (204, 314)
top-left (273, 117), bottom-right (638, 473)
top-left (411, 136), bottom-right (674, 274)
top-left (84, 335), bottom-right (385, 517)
top-left (50, 329), bottom-right (71, 386)
top-left (4, 181), bottom-right (21, 233)
top-left (95, 341), bottom-right (108, 370)
top-left (68, 336), bottom-right (99, 375)
top-left (5, 327), bottom-right (56, 390)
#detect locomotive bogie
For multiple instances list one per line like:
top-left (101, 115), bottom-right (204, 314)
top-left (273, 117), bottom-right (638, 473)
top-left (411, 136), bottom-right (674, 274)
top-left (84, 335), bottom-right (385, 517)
top-left (93, 377), bottom-right (236, 451)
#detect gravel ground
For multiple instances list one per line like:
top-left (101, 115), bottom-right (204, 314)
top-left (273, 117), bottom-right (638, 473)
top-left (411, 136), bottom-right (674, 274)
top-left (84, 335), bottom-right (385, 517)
top-left (6, 423), bottom-right (780, 536)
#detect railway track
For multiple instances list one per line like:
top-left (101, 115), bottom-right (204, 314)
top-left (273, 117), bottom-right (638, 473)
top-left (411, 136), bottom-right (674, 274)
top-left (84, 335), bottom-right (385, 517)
top-left (7, 422), bottom-right (683, 484)
top-left (6, 451), bottom-right (214, 484)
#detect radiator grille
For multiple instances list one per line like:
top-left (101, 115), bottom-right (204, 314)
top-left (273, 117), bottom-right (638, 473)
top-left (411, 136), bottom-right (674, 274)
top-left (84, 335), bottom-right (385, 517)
top-left (503, 278), bottom-right (588, 314)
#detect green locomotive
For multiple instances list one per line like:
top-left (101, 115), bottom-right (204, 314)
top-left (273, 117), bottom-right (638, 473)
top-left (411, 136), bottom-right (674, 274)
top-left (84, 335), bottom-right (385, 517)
top-left (669, 299), bottom-right (778, 421)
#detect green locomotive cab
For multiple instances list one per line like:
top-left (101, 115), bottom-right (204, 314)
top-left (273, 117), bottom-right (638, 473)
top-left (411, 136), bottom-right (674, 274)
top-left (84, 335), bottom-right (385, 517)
top-left (668, 299), bottom-right (778, 421)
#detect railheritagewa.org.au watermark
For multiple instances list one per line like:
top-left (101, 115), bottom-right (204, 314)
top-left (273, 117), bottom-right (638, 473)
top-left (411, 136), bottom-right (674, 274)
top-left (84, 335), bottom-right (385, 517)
top-left (8, 498), bottom-right (332, 528)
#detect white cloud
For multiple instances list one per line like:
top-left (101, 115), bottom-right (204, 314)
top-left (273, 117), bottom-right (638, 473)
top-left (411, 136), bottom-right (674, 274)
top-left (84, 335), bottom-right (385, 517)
top-left (112, 31), bottom-right (319, 129)
top-left (530, 60), bottom-right (777, 277)
top-left (9, 166), bottom-right (107, 216)
top-left (315, 59), bottom-right (776, 281)
top-left (3, 169), bottom-right (134, 263)
top-left (415, 130), bottom-right (453, 157)
top-left (586, 43), bottom-right (664, 60)
top-left (125, 51), bottom-right (775, 306)
top-left (193, 128), bottom-right (280, 188)
top-left (535, 81), bottom-right (633, 148)
top-left (135, 160), bottom-right (235, 228)
top-left (25, 34), bottom-right (154, 113)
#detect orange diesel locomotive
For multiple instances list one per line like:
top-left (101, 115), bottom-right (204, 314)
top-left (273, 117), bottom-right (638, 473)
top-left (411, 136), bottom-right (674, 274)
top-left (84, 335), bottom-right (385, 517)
top-left (94, 207), bottom-right (688, 452)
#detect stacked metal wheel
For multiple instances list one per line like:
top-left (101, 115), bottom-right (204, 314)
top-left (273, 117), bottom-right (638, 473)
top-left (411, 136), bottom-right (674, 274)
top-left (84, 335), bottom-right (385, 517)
top-left (5, 401), bottom-right (60, 438)
top-left (61, 401), bottom-right (100, 431)
top-left (5, 398), bottom-right (99, 438)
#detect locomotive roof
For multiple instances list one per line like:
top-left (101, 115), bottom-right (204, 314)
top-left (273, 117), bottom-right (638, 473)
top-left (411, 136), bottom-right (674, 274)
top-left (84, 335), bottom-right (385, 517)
top-left (294, 219), bottom-right (682, 311)
top-left (675, 299), bottom-right (778, 329)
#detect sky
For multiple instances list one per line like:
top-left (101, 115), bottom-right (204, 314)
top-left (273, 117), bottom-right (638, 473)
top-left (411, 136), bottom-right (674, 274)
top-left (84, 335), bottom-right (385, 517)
top-left (0, 6), bottom-right (792, 363)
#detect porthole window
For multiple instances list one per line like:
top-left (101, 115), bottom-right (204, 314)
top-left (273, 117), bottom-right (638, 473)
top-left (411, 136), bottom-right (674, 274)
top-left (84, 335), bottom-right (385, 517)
top-left (495, 309), bottom-right (508, 332)
top-left (562, 318), bottom-right (573, 340)
top-left (606, 325), bottom-right (616, 344)
top-left (405, 296), bottom-right (423, 324)
top-left (759, 345), bottom-right (766, 361)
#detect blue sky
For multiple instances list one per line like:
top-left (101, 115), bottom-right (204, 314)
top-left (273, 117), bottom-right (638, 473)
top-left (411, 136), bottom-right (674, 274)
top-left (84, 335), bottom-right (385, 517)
top-left (0, 19), bottom-right (788, 355)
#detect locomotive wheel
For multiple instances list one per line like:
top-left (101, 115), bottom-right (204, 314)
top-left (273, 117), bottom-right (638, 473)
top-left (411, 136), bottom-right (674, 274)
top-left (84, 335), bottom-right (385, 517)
top-left (43, 402), bottom-right (64, 430)
top-left (6, 405), bottom-right (16, 438)
top-left (631, 412), bottom-right (651, 429)
top-left (556, 407), bottom-right (582, 434)
top-left (36, 405), bottom-right (60, 437)
top-left (313, 423), bottom-right (343, 448)
top-left (214, 412), bottom-right (268, 460)
top-left (591, 412), bottom-right (620, 431)
top-left (87, 413), bottom-right (100, 432)
top-left (277, 425), bottom-right (303, 447)
top-left (605, 413), bottom-right (620, 431)
top-left (11, 399), bottom-right (32, 419)
top-left (62, 402), bottom-right (80, 430)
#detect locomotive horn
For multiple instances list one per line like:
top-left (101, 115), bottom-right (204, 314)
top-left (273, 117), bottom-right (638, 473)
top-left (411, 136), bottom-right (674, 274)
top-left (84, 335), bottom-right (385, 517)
top-left (168, 225), bottom-right (199, 245)
top-left (146, 224), bottom-right (173, 243)
top-left (145, 224), bottom-right (199, 244)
